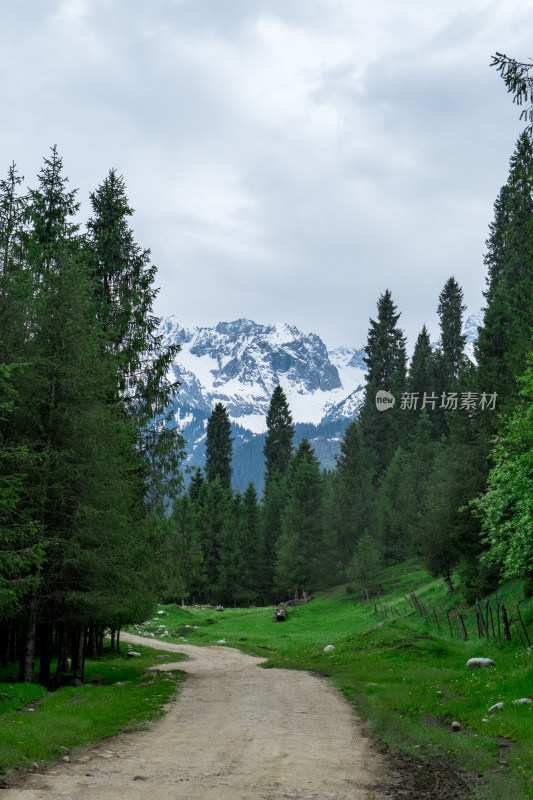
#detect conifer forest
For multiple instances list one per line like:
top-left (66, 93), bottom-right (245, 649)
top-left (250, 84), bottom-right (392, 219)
top-left (2, 56), bottom-right (533, 687)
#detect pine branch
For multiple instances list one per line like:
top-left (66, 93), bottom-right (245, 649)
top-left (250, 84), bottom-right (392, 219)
top-left (491, 52), bottom-right (533, 130)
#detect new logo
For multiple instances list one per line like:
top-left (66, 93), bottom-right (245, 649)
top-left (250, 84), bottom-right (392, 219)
top-left (375, 390), bottom-right (395, 411)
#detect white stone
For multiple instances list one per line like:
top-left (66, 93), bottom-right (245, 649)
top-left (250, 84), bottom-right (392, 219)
top-left (157, 610), bottom-right (165, 615)
top-left (451, 721), bottom-right (461, 731)
top-left (512, 697), bottom-right (533, 705)
top-left (127, 651), bottom-right (142, 657)
top-left (323, 645), bottom-right (336, 653)
top-left (216, 639), bottom-right (226, 644)
top-left (488, 702), bottom-right (505, 713)
top-left (466, 658), bottom-right (495, 668)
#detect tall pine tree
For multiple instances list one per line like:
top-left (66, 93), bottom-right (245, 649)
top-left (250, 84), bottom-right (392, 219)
top-left (205, 403), bottom-right (233, 489)
top-left (275, 440), bottom-right (326, 599)
top-left (358, 290), bottom-right (407, 480)
top-left (331, 420), bottom-right (376, 577)
top-left (264, 385), bottom-right (294, 485)
top-left (476, 131), bottom-right (533, 418)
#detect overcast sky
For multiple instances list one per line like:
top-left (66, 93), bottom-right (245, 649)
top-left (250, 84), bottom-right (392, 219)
top-left (1, 0), bottom-right (530, 349)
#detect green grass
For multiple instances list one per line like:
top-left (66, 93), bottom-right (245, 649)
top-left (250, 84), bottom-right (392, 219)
top-left (2, 562), bottom-right (532, 798)
top-left (130, 561), bottom-right (533, 800)
top-left (0, 645), bottom-right (186, 772)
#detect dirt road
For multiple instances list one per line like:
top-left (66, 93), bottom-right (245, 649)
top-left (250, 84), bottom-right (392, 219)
top-left (4, 633), bottom-right (387, 800)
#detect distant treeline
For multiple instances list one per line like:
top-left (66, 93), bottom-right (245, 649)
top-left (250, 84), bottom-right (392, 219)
top-left (174, 413), bottom-right (350, 495)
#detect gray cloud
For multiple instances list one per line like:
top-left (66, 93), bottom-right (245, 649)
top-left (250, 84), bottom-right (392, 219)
top-left (0, 0), bottom-right (529, 350)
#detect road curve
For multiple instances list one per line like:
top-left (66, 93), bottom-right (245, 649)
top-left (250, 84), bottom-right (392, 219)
top-left (4, 632), bottom-right (386, 799)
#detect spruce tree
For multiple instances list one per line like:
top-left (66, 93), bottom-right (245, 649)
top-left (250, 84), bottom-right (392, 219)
top-left (436, 277), bottom-right (467, 383)
top-left (260, 386), bottom-right (295, 598)
top-left (264, 385), bottom-right (294, 485)
top-left (12, 146), bottom-right (84, 680)
top-left (476, 131), bottom-right (533, 417)
top-left (215, 483), bottom-right (263, 606)
top-left (240, 483), bottom-right (263, 603)
top-left (405, 325), bottom-right (439, 436)
top-left (0, 164), bottom-right (28, 362)
top-left (331, 420), bottom-right (376, 576)
top-left (376, 446), bottom-right (410, 565)
top-left (358, 290), bottom-right (407, 479)
top-left (432, 278), bottom-right (467, 437)
top-left (259, 471), bottom-right (287, 600)
top-left (407, 325), bottom-right (435, 398)
top-left (275, 439), bottom-right (325, 598)
top-left (0, 363), bottom-right (45, 621)
top-left (0, 165), bottom-right (44, 633)
top-left (87, 168), bottom-right (184, 510)
top-left (179, 472), bottom-right (209, 603)
top-left (205, 403), bottom-right (233, 489)
top-left (347, 532), bottom-right (382, 596)
top-left (201, 477), bottom-right (232, 602)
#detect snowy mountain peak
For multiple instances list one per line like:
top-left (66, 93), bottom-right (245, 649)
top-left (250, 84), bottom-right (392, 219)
top-left (160, 317), bottom-right (365, 433)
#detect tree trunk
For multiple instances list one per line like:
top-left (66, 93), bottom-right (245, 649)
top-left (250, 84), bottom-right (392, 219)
top-left (81, 627), bottom-right (88, 682)
top-left (86, 622), bottom-right (96, 657)
top-left (97, 628), bottom-right (104, 656)
top-left (55, 624), bottom-right (69, 676)
top-left (70, 626), bottom-right (84, 676)
top-left (19, 600), bottom-right (38, 683)
top-left (0, 622), bottom-right (10, 667)
top-left (38, 623), bottom-right (52, 686)
top-left (9, 619), bottom-right (19, 665)
top-left (19, 603), bottom-right (37, 683)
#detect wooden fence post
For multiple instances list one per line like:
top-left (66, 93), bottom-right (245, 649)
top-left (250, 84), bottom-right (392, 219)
top-left (516, 605), bottom-right (531, 647)
top-left (457, 614), bottom-right (468, 641)
top-left (501, 604), bottom-right (511, 642)
top-left (446, 610), bottom-right (454, 639)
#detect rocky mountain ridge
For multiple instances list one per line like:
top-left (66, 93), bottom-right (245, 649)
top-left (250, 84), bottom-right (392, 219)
top-left (159, 313), bottom-right (481, 491)
top-left (159, 316), bottom-right (366, 434)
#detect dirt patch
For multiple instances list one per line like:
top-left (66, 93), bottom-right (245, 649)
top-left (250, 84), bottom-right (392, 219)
top-left (370, 746), bottom-right (482, 799)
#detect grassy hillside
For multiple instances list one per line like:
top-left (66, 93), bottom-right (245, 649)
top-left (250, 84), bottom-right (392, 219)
top-left (134, 560), bottom-right (533, 800)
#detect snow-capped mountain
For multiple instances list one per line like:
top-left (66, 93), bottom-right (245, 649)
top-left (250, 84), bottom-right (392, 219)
top-left (462, 310), bottom-right (483, 363)
top-left (159, 313), bottom-right (481, 491)
top-left (160, 317), bottom-right (366, 434)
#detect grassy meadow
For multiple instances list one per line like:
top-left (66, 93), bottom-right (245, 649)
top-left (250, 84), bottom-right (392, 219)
top-left (133, 560), bottom-right (533, 800)
top-left (0, 645), bottom-right (185, 774)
